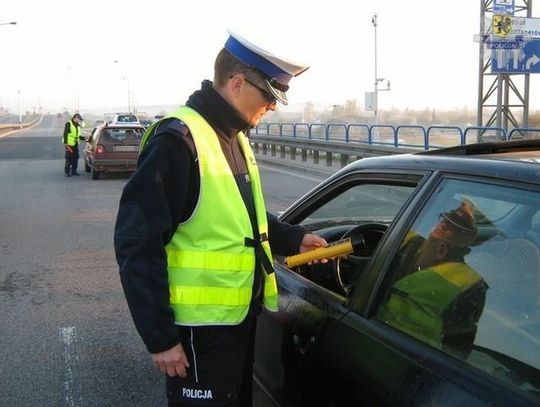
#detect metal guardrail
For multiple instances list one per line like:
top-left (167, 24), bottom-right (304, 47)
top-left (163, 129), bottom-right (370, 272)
top-left (254, 122), bottom-right (540, 150)
top-left (250, 134), bottom-right (418, 169)
top-left (250, 122), bottom-right (540, 171)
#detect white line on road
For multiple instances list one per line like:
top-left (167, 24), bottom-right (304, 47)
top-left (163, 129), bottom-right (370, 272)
top-left (59, 327), bottom-right (81, 407)
top-left (258, 163), bottom-right (325, 183)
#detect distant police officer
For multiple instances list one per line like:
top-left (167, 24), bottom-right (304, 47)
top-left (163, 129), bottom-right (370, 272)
top-left (63, 113), bottom-right (84, 176)
top-left (114, 31), bottom-right (327, 406)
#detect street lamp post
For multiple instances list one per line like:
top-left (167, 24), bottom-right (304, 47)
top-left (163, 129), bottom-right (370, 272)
top-left (372, 13), bottom-right (378, 125)
top-left (122, 76), bottom-right (131, 113)
top-left (114, 60), bottom-right (132, 113)
top-left (17, 90), bottom-right (21, 124)
top-left (371, 13), bottom-right (391, 126)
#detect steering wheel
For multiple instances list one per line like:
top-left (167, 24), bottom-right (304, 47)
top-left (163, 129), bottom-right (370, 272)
top-left (334, 223), bottom-right (388, 296)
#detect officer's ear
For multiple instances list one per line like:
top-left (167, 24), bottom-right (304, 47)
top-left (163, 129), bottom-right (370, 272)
top-left (229, 74), bottom-right (246, 98)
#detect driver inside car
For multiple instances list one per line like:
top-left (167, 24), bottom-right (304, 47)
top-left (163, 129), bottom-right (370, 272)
top-left (377, 200), bottom-right (489, 358)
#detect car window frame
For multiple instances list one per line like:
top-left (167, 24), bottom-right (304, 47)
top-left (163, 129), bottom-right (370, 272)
top-left (278, 168), bottom-right (427, 307)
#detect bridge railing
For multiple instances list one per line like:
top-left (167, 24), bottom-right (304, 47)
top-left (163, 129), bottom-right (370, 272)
top-left (508, 128), bottom-right (540, 140)
top-left (254, 122), bottom-right (540, 150)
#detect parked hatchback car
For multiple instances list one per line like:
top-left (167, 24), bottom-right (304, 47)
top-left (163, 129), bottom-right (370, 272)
top-left (255, 140), bottom-right (540, 406)
top-left (84, 124), bottom-right (145, 179)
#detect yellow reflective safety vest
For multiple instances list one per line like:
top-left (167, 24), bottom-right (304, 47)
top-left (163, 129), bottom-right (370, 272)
top-left (376, 262), bottom-right (482, 348)
top-left (64, 120), bottom-right (80, 146)
top-left (148, 106), bottom-right (278, 326)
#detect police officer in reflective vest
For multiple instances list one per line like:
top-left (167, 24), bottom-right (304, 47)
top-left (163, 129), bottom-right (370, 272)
top-left (114, 31), bottom-right (327, 406)
top-left (62, 113), bottom-right (84, 177)
top-left (377, 200), bottom-right (488, 358)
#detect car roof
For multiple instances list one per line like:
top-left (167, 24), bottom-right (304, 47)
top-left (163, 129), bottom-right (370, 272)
top-left (338, 140), bottom-right (540, 185)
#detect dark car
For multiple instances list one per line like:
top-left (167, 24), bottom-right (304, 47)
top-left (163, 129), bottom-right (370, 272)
top-left (139, 119), bottom-right (153, 129)
top-left (255, 140), bottom-right (540, 406)
top-left (83, 124), bottom-right (145, 179)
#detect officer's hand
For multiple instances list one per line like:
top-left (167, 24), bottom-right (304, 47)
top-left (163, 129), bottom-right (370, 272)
top-left (299, 233), bottom-right (329, 264)
top-left (151, 343), bottom-right (190, 378)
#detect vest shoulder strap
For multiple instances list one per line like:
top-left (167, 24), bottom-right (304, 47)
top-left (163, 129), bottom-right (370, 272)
top-left (156, 117), bottom-right (189, 137)
top-left (140, 116), bottom-right (190, 151)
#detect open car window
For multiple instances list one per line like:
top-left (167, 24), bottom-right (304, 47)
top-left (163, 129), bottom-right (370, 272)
top-left (287, 181), bottom-right (416, 296)
top-left (300, 183), bottom-right (414, 231)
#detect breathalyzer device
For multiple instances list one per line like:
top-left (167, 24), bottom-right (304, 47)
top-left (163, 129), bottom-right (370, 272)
top-left (286, 237), bottom-right (360, 268)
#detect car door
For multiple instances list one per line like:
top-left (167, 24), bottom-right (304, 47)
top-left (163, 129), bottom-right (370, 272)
top-left (254, 170), bottom-right (423, 406)
top-left (84, 127), bottom-right (98, 165)
top-left (316, 174), bottom-right (540, 406)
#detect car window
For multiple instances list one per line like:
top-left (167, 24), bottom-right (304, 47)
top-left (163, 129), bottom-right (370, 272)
top-left (99, 128), bottom-right (144, 143)
top-left (374, 178), bottom-right (540, 397)
top-left (117, 115), bottom-right (138, 123)
top-left (290, 182), bottom-right (416, 295)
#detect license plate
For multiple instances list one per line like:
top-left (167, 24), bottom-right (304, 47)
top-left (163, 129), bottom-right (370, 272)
top-left (113, 145), bottom-right (138, 152)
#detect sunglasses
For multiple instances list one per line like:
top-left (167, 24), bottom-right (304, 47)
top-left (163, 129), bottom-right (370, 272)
top-left (244, 77), bottom-right (277, 104)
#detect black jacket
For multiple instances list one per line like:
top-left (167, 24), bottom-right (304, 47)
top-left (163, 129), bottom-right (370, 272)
top-left (114, 81), bottom-right (307, 353)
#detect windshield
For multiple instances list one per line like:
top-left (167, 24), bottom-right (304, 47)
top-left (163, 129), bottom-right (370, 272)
top-left (100, 128), bottom-right (144, 143)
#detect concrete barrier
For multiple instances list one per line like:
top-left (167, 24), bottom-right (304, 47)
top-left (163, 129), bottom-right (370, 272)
top-left (0, 115), bottom-right (42, 137)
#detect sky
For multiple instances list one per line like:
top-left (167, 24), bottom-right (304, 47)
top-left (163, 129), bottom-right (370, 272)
top-left (0, 0), bottom-right (538, 115)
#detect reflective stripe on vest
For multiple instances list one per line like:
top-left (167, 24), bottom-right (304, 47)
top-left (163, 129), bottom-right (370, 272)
top-left (159, 106), bottom-right (277, 326)
top-left (65, 121), bottom-right (79, 146)
top-left (377, 262), bottom-right (482, 347)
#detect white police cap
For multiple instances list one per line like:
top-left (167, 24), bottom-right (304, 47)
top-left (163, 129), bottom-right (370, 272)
top-left (224, 30), bottom-right (309, 105)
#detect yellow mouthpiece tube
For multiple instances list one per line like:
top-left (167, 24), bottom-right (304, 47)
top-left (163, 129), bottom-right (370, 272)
top-left (286, 238), bottom-right (354, 268)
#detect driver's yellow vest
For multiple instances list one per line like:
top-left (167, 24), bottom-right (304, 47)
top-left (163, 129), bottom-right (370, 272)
top-left (64, 121), bottom-right (79, 146)
top-left (154, 106), bottom-right (278, 325)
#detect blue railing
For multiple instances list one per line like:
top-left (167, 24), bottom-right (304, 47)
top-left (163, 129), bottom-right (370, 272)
top-left (253, 122), bottom-right (540, 150)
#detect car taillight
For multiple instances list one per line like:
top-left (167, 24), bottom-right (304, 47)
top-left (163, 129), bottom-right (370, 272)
top-left (96, 145), bottom-right (105, 154)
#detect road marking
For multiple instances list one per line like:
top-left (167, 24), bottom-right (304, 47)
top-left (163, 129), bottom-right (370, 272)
top-left (59, 327), bottom-right (81, 407)
top-left (258, 163), bottom-right (324, 183)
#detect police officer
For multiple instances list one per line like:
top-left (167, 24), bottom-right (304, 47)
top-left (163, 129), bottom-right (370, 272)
top-left (114, 31), bottom-right (327, 406)
top-left (62, 113), bottom-right (84, 176)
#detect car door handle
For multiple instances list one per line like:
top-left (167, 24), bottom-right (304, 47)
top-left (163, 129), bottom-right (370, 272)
top-left (293, 334), bottom-right (316, 355)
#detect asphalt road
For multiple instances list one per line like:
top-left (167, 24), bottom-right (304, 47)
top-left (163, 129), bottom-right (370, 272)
top-left (0, 116), bottom-right (323, 407)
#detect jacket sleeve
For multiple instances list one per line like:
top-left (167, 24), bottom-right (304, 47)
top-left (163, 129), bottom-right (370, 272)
top-left (440, 278), bottom-right (488, 358)
top-left (267, 212), bottom-right (308, 256)
top-left (113, 127), bottom-right (195, 354)
top-left (62, 122), bottom-right (70, 144)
